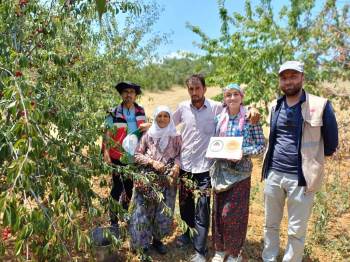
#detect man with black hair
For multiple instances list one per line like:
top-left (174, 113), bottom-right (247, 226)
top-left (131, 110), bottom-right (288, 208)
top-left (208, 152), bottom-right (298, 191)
top-left (262, 61), bottom-right (338, 262)
top-left (102, 82), bottom-right (149, 227)
top-left (173, 74), bottom-right (260, 262)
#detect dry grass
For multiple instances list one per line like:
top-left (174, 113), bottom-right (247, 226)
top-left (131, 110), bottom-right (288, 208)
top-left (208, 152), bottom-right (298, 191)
top-left (139, 85), bottom-right (222, 115)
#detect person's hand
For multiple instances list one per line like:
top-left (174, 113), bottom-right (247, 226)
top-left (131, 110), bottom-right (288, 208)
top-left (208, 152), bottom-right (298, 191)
top-left (149, 159), bottom-right (166, 173)
top-left (170, 164), bottom-right (180, 178)
top-left (247, 107), bottom-right (260, 125)
top-left (103, 150), bottom-right (111, 164)
top-left (139, 123), bottom-right (151, 132)
top-left (304, 187), bottom-right (315, 195)
top-left (169, 164), bottom-right (180, 185)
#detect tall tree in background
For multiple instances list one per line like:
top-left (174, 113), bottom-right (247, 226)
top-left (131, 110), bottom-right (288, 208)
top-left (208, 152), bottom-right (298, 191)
top-left (188, 0), bottom-right (349, 111)
top-left (135, 54), bottom-right (214, 90)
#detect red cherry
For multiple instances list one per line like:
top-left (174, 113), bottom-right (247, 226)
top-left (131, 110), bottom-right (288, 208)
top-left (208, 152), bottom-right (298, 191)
top-left (15, 71), bottom-right (23, 77)
top-left (2, 227), bottom-right (11, 241)
top-left (19, 0), bottom-right (28, 7)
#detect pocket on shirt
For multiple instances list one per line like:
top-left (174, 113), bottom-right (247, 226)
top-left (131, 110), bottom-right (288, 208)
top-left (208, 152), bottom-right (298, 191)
top-left (302, 120), bottom-right (322, 144)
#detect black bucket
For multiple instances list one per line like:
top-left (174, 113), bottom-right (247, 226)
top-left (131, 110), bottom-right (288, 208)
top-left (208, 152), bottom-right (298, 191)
top-left (91, 226), bottom-right (120, 262)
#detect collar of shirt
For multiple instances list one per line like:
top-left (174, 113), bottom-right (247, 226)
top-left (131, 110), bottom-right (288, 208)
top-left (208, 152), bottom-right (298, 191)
top-left (190, 98), bottom-right (210, 110)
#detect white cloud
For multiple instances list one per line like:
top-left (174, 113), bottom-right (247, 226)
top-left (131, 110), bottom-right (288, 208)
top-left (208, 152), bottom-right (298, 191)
top-left (163, 50), bottom-right (191, 59)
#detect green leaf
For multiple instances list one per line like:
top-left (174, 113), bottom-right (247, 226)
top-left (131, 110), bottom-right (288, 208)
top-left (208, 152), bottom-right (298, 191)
top-left (15, 240), bottom-right (24, 256)
top-left (76, 229), bottom-right (81, 249)
top-left (13, 138), bottom-right (27, 150)
top-left (10, 204), bottom-right (18, 227)
top-left (19, 56), bottom-right (29, 68)
top-left (4, 207), bottom-right (11, 226)
top-left (20, 224), bottom-right (33, 240)
top-left (43, 243), bottom-right (49, 256)
top-left (0, 242), bottom-right (5, 256)
top-left (95, 0), bottom-right (106, 19)
top-left (6, 101), bottom-right (16, 109)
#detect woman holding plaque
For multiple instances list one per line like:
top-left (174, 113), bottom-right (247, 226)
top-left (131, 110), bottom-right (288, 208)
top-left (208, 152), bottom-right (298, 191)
top-left (210, 83), bottom-right (265, 262)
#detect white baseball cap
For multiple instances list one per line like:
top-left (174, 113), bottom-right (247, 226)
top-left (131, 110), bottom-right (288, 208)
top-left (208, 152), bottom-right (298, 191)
top-left (279, 61), bottom-right (304, 74)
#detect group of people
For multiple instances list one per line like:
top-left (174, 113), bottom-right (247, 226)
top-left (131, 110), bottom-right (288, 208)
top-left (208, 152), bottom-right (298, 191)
top-left (102, 61), bottom-right (338, 262)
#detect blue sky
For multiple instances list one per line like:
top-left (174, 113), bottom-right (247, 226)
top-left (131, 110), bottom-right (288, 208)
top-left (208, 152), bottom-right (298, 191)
top-left (152, 0), bottom-right (275, 57)
top-left (153, 0), bottom-right (241, 56)
top-left (150, 0), bottom-right (348, 57)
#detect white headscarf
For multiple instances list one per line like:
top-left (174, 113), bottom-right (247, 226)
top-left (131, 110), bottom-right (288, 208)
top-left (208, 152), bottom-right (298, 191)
top-left (148, 105), bottom-right (177, 152)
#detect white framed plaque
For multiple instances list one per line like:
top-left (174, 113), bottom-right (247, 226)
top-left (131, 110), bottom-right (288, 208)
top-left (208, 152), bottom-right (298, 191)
top-left (205, 136), bottom-right (243, 160)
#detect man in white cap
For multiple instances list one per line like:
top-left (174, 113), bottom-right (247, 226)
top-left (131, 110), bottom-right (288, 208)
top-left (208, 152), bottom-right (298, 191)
top-left (261, 61), bottom-right (338, 261)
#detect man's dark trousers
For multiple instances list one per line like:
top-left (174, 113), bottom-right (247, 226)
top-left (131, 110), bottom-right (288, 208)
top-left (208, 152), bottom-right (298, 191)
top-left (110, 159), bottom-right (133, 223)
top-left (179, 169), bottom-right (211, 255)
